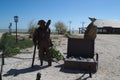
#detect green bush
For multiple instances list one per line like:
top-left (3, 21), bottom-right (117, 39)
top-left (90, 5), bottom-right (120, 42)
top-left (51, 47), bottom-right (63, 61)
top-left (4, 47), bottom-right (20, 56)
top-left (54, 21), bottom-right (67, 34)
top-left (18, 39), bottom-right (33, 49)
top-left (0, 33), bottom-right (33, 57)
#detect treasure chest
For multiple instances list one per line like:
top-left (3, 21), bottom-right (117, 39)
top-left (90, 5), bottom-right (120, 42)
top-left (64, 38), bottom-right (98, 73)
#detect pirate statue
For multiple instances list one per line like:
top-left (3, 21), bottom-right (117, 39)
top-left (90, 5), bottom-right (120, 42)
top-left (32, 19), bottom-right (53, 67)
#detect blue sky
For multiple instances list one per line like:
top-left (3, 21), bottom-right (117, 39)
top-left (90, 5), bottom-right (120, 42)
top-left (0, 0), bottom-right (120, 30)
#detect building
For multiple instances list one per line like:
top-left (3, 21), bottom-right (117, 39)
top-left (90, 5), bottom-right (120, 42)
top-left (94, 19), bottom-right (120, 34)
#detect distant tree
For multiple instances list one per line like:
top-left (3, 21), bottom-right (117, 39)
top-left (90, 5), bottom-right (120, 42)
top-left (54, 21), bottom-right (67, 34)
top-left (28, 20), bottom-right (37, 38)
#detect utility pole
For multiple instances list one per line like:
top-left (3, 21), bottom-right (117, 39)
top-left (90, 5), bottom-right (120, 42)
top-left (69, 21), bottom-right (72, 34)
top-left (81, 21), bottom-right (85, 33)
top-left (81, 21), bottom-right (85, 27)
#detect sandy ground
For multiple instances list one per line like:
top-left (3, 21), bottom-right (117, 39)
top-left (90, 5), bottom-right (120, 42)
top-left (0, 32), bottom-right (4, 38)
top-left (0, 33), bottom-right (120, 80)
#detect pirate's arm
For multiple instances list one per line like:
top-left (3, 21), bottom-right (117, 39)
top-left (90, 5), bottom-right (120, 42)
top-left (45, 20), bottom-right (51, 29)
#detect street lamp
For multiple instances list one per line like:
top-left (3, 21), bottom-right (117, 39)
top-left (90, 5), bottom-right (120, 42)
top-left (14, 16), bottom-right (18, 43)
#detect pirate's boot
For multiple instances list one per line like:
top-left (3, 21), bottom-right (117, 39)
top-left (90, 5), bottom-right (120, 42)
top-left (46, 50), bottom-right (52, 66)
top-left (39, 50), bottom-right (44, 66)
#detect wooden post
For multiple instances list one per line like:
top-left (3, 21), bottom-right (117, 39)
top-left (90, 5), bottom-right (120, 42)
top-left (1, 53), bottom-right (4, 74)
top-left (0, 72), bottom-right (2, 80)
top-left (0, 54), bottom-right (4, 80)
top-left (2, 54), bottom-right (4, 65)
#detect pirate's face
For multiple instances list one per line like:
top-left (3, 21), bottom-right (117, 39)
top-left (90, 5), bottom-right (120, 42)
top-left (38, 20), bottom-right (46, 26)
top-left (40, 22), bottom-right (45, 26)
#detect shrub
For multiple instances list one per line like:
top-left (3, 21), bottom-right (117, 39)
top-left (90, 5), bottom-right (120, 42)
top-left (51, 47), bottom-right (63, 61)
top-left (18, 39), bottom-right (33, 49)
top-left (4, 47), bottom-right (20, 56)
top-left (0, 33), bottom-right (33, 57)
top-left (54, 21), bottom-right (67, 34)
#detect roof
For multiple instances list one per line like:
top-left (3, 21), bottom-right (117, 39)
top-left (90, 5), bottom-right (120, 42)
top-left (93, 19), bottom-right (120, 28)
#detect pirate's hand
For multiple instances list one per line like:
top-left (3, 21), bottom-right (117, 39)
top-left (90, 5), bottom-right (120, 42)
top-left (48, 20), bottom-right (51, 23)
top-left (46, 20), bottom-right (51, 28)
top-left (47, 20), bottom-right (51, 25)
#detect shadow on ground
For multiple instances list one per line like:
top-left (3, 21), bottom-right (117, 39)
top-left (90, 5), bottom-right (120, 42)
top-left (3, 65), bottom-right (49, 77)
top-left (75, 73), bottom-right (91, 80)
top-left (55, 64), bottom-right (92, 80)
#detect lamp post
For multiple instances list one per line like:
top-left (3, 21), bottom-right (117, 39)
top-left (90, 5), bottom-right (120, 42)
top-left (14, 16), bottom-right (18, 43)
